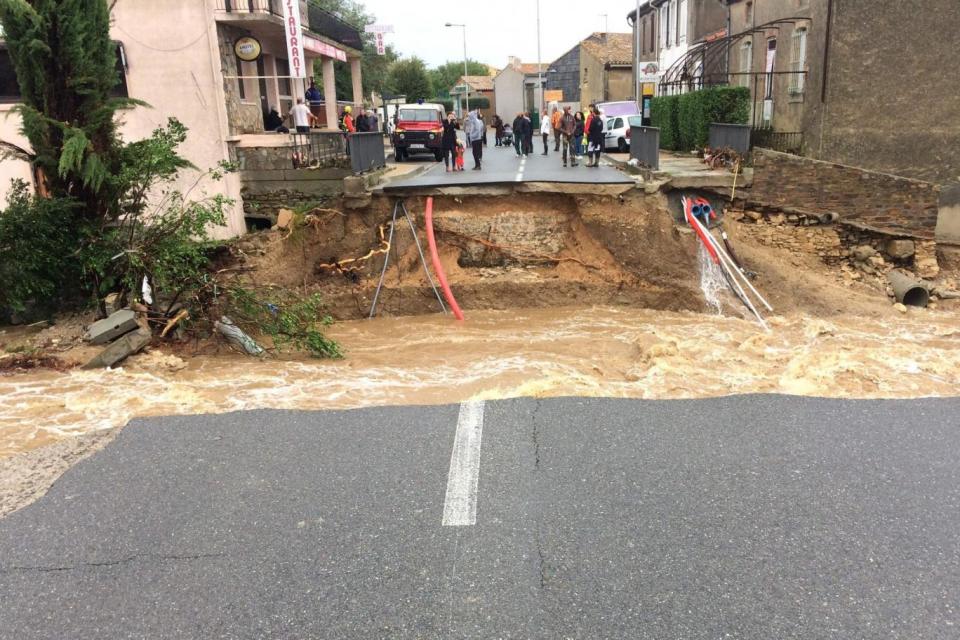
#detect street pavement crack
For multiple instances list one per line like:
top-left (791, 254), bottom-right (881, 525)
top-left (532, 398), bottom-right (543, 470)
top-left (1, 552), bottom-right (225, 574)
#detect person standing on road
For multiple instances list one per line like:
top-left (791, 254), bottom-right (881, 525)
top-left (493, 115), bottom-right (504, 147)
top-left (512, 112), bottom-right (526, 157)
top-left (465, 109), bottom-right (484, 170)
top-left (367, 109), bottom-right (380, 135)
top-left (441, 111), bottom-right (460, 172)
top-left (540, 109), bottom-right (551, 155)
top-left (550, 105), bottom-right (562, 152)
top-left (523, 112), bottom-right (534, 156)
top-left (586, 105), bottom-right (604, 167)
top-left (559, 106), bottom-right (578, 167)
top-left (573, 111), bottom-right (585, 159)
top-left (339, 105), bottom-right (355, 134)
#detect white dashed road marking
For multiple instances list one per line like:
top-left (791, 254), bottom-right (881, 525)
top-left (442, 400), bottom-right (486, 526)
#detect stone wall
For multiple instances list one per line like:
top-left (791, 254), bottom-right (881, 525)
top-left (217, 24), bottom-right (263, 136)
top-left (240, 168), bottom-right (352, 221)
top-left (434, 210), bottom-right (571, 267)
top-left (736, 149), bottom-right (941, 240)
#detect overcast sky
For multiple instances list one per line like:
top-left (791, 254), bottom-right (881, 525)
top-left (360, 0), bottom-right (641, 69)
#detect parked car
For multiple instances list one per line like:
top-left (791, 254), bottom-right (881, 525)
top-left (604, 115), bottom-right (644, 152)
top-left (391, 103), bottom-right (445, 162)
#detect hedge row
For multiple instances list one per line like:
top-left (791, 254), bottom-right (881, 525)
top-left (651, 86), bottom-right (750, 151)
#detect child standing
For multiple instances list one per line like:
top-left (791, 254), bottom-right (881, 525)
top-left (455, 140), bottom-right (466, 171)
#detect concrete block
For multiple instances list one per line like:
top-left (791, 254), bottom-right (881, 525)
top-left (343, 175), bottom-right (366, 196)
top-left (84, 309), bottom-right (139, 345)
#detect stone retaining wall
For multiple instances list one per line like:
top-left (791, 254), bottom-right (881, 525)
top-left (736, 149), bottom-right (941, 240)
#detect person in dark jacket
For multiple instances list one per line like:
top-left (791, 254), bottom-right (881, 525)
top-left (559, 106), bottom-right (578, 167)
top-left (523, 112), bottom-right (534, 156)
top-left (493, 115), bottom-right (504, 146)
top-left (355, 110), bottom-right (370, 132)
top-left (573, 111), bottom-right (585, 158)
top-left (586, 105), bottom-right (604, 167)
top-left (511, 112), bottom-right (526, 157)
top-left (441, 112), bottom-right (460, 172)
top-left (264, 106), bottom-right (289, 134)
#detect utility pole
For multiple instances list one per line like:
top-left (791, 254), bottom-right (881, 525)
top-left (537, 0), bottom-right (543, 117)
top-left (445, 23), bottom-right (469, 114)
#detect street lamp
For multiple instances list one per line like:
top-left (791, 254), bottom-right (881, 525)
top-left (536, 0), bottom-right (543, 116)
top-left (445, 22), bottom-right (469, 114)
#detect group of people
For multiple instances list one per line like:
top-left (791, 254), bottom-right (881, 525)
top-left (502, 104), bottom-right (606, 167)
top-left (262, 81), bottom-right (381, 136)
top-left (440, 110), bottom-right (487, 172)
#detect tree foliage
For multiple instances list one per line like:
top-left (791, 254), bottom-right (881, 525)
top-left (428, 60), bottom-right (490, 99)
top-left (0, 0), bottom-right (138, 220)
top-left (389, 57), bottom-right (433, 102)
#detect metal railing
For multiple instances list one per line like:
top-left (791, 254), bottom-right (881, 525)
top-left (750, 128), bottom-right (803, 155)
top-left (290, 131), bottom-right (348, 169)
top-left (215, 1), bottom-right (363, 51)
top-left (216, 0), bottom-right (281, 14)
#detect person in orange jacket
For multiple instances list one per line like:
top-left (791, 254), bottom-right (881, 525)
top-left (339, 105), bottom-right (356, 133)
top-left (550, 105), bottom-right (562, 151)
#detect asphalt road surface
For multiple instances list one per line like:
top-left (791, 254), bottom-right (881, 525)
top-left (2, 396), bottom-right (959, 639)
top-left (384, 139), bottom-right (634, 191)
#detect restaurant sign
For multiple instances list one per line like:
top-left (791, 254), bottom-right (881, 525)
top-left (281, 0), bottom-right (306, 78)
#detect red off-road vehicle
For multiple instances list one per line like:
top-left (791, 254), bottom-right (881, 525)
top-left (392, 103), bottom-right (445, 162)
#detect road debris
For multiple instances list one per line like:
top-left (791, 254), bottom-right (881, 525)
top-left (214, 316), bottom-right (265, 356)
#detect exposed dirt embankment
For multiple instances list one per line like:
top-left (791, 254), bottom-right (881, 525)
top-left (230, 191), bottom-right (892, 321)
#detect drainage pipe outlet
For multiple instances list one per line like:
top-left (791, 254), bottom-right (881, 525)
top-left (888, 270), bottom-right (930, 307)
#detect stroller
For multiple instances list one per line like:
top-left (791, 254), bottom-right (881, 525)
top-left (500, 124), bottom-right (514, 146)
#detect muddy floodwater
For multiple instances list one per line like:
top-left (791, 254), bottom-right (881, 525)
top-left (2, 306), bottom-right (959, 459)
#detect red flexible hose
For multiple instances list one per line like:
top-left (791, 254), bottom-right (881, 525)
top-left (424, 197), bottom-right (465, 321)
top-left (685, 198), bottom-right (719, 264)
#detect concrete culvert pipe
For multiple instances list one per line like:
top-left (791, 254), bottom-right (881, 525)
top-left (888, 271), bottom-right (930, 307)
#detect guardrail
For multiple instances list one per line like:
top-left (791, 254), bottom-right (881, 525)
top-left (750, 128), bottom-right (803, 155)
top-left (290, 131), bottom-right (347, 169)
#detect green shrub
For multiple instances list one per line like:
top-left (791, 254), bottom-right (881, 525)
top-left (224, 286), bottom-right (342, 359)
top-left (650, 94), bottom-right (680, 150)
top-left (674, 86), bottom-right (751, 150)
top-left (0, 183), bottom-right (85, 315)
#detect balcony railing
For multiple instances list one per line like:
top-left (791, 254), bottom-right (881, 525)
top-left (215, 1), bottom-right (363, 51)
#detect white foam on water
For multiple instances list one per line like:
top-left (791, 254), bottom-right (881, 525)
top-left (698, 243), bottom-right (727, 315)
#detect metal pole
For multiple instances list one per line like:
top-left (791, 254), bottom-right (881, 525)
top-left (462, 25), bottom-right (469, 113)
top-left (536, 0), bottom-right (543, 116)
top-left (634, 0), bottom-right (641, 111)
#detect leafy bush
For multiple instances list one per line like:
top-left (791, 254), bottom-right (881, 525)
top-left (224, 286), bottom-right (342, 359)
top-left (678, 86), bottom-right (750, 150)
top-left (0, 183), bottom-right (84, 314)
top-left (0, 119), bottom-right (232, 317)
top-left (650, 95), bottom-right (681, 150)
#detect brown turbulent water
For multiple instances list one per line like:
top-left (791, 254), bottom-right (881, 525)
top-left (2, 305), bottom-right (959, 459)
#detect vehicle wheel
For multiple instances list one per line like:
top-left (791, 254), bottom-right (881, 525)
top-left (617, 138), bottom-right (628, 153)
top-left (434, 150), bottom-right (444, 162)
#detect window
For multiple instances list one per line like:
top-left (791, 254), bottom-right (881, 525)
top-left (660, 3), bottom-right (670, 48)
top-left (739, 40), bottom-right (753, 88)
top-left (647, 15), bottom-right (654, 52)
top-left (764, 38), bottom-right (777, 99)
top-left (614, 117), bottom-right (624, 129)
top-left (790, 27), bottom-right (808, 93)
top-left (677, 0), bottom-right (687, 44)
top-left (236, 57), bottom-right (246, 100)
top-left (745, 1), bottom-right (753, 26)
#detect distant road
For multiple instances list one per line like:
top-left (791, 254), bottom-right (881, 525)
top-left (2, 396), bottom-right (958, 638)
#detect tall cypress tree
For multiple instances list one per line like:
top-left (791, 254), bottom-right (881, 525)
top-left (0, 0), bottom-right (133, 219)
